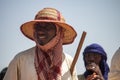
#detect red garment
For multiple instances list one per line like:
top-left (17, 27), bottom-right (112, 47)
top-left (34, 26), bottom-right (63, 80)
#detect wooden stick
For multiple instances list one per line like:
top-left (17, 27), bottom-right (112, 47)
top-left (70, 31), bottom-right (87, 75)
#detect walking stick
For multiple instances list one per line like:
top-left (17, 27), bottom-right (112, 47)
top-left (70, 31), bottom-right (87, 75)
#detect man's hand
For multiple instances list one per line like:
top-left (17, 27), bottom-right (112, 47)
top-left (86, 73), bottom-right (104, 80)
top-left (86, 63), bottom-right (104, 80)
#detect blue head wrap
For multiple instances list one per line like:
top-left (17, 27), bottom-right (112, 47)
top-left (83, 43), bottom-right (109, 80)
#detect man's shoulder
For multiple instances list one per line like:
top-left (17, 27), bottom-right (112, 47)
top-left (63, 53), bottom-right (73, 65)
top-left (14, 47), bottom-right (35, 58)
top-left (64, 53), bottom-right (73, 60)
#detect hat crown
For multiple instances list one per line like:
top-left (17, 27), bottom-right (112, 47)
top-left (35, 8), bottom-right (65, 22)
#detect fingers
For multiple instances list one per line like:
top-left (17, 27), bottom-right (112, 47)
top-left (86, 73), bottom-right (96, 80)
top-left (86, 73), bottom-right (103, 80)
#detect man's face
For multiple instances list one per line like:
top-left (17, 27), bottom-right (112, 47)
top-left (84, 53), bottom-right (102, 65)
top-left (34, 22), bottom-right (56, 45)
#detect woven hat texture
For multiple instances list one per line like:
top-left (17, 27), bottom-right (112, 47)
top-left (20, 7), bottom-right (77, 44)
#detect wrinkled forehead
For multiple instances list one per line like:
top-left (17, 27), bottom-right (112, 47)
top-left (85, 52), bottom-right (101, 55)
top-left (84, 52), bottom-right (102, 57)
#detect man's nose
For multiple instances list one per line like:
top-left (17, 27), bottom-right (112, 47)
top-left (89, 56), bottom-right (95, 62)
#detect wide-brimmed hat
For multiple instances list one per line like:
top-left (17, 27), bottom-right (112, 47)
top-left (20, 7), bottom-right (77, 44)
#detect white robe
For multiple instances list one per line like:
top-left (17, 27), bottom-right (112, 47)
top-left (3, 47), bottom-right (78, 80)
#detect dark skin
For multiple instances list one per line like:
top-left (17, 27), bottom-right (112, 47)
top-left (34, 22), bottom-right (56, 45)
top-left (84, 53), bottom-right (104, 80)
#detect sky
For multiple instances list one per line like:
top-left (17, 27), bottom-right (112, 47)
top-left (0, 0), bottom-right (120, 74)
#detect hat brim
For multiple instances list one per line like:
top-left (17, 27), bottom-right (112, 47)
top-left (20, 20), bottom-right (77, 45)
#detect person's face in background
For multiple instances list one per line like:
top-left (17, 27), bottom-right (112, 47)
top-left (84, 53), bottom-right (102, 65)
top-left (34, 22), bottom-right (56, 45)
top-left (84, 53), bottom-right (104, 79)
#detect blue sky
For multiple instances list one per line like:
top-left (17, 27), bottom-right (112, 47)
top-left (0, 0), bottom-right (120, 74)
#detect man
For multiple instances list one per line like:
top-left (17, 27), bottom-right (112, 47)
top-left (3, 7), bottom-right (78, 80)
top-left (78, 43), bottom-right (109, 80)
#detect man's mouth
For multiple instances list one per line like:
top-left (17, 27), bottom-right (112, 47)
top-left (37, 35), bottom-right (46, 45)
top-left (38, 33), bottom-right (47, 39)
top-left (39, 36), bottom-right (46, 39)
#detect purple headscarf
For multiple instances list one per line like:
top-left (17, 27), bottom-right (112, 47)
top-left (83, 43), bottom-right (109, 80)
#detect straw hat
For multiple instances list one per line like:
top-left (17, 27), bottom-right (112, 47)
top-left (20, 7), bottom-right (77, 44)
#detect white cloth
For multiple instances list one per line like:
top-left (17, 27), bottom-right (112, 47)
top-left (3, 47), bottom-right (78, 80)
top-left (108, 48), bottom-right (120, 80)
